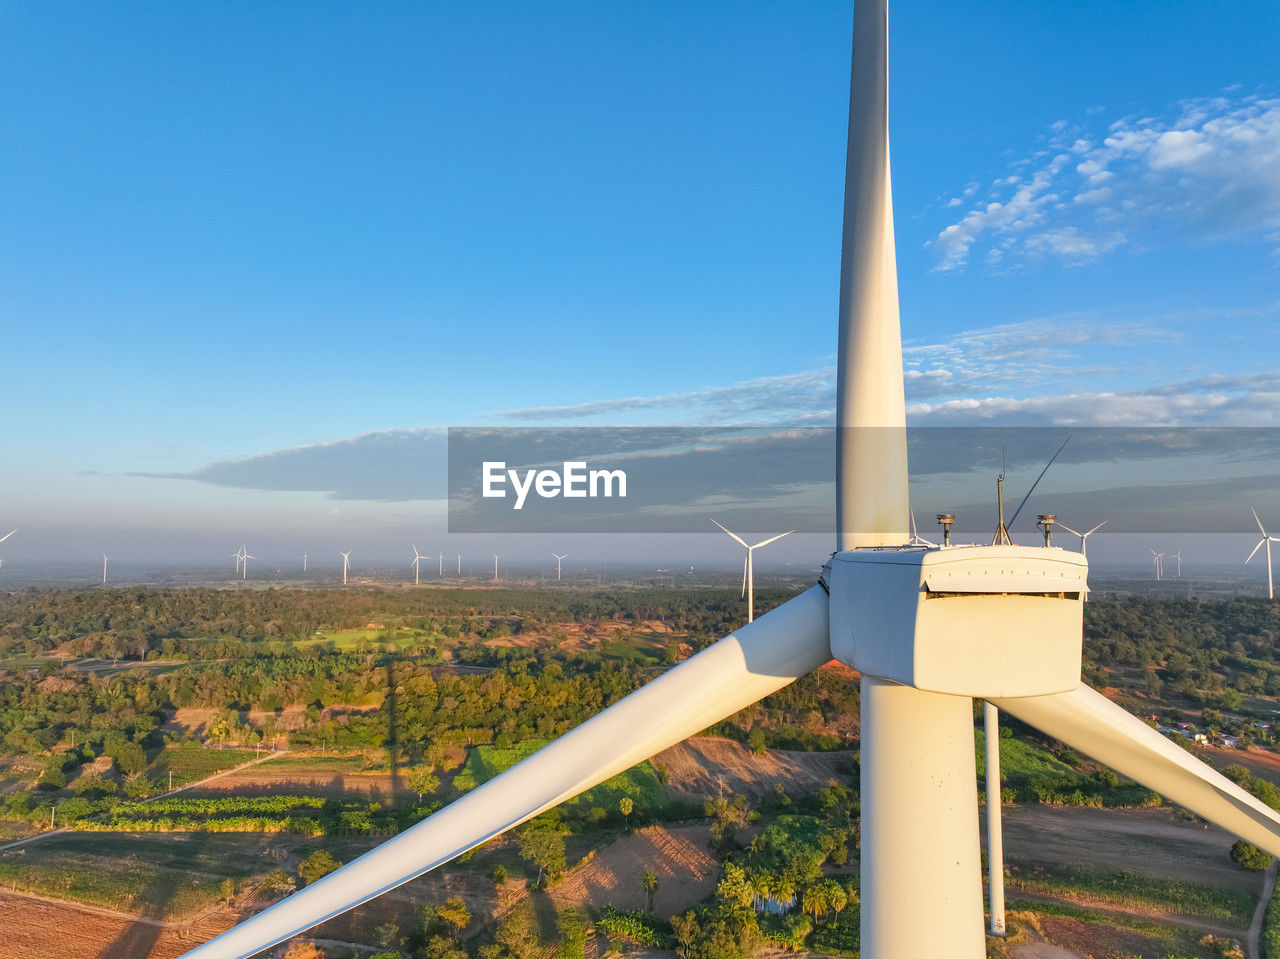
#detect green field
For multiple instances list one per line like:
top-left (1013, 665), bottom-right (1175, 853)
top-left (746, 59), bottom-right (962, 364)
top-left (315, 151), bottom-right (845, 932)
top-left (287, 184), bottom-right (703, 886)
top-left (453, 738), bottom-right (665, 812)
top-left (147, 745), bottom-right (259, 787)
top-left (1006, 858), bottom-right (1254, 920)
top-left (0, 832), bottom-right (270, 916)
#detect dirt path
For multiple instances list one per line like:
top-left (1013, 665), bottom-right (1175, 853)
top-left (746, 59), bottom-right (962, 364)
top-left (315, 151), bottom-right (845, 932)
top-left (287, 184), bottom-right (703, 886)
top-left (1248, 861), bottom-right (1277, 959)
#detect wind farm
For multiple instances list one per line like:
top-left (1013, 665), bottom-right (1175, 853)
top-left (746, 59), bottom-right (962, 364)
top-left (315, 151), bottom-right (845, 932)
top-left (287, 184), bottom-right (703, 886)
top-left (2, 1), bottom-right (1279, 958)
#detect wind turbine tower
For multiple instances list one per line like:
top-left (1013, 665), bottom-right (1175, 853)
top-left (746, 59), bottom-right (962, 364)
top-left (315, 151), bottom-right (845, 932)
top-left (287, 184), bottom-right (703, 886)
top-left (709, 519), bottom-right (794, 622)
top-left (1247, 509), bottom-right (1279, 600)
top-left (491, 554), bottom-right (500, 581)
top-left (438, 551), bottom-right (444, 577)
top-left (303, 553), bottom-right (308, 573)
top-left (410, 547), bottom-right (427, 586)
top-left (456, 553), bottom-right (462, 576)
top-left (340, 550), bottom-right (352, 586)
top-left (174, 5), bottom-right (1280, 959)
top-left (552, 553), bottom-right (567, 581)
top-left (241, 548), bottom-right (255, 580)
top-left (101, 553), bottom-right (109, 585)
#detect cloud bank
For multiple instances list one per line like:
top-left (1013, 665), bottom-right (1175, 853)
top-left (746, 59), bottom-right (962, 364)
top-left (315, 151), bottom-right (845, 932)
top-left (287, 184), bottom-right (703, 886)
top-left (931, 95), bottom-right (1280, 271)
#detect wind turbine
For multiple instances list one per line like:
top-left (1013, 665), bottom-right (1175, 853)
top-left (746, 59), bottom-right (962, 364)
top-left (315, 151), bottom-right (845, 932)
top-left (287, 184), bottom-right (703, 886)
top-left (303, 553), bottom-right (308, 573)
top-left (1058, 520), bottom-right (1106, 558)
top-left (709, 519), bottom-right (794, 623)
top-left (232, 549), bottom-right (243, 576)
top-left (1247, 509), bottom-right (1279, 600)
top-left (101, 553), bottom-right (109, 585)
top-left (1058, 521), bottom-right (1105, 601)
top-left (439, 551), bottom-right (444, 577)
top-left (456, 553), bottom-right (462, 575)
top-left (0, 529), bottom-right (18, 570)
top-left (1172, 549), bottom-right (1183, 578)
top-left (1150, 548), bottom-right (1164, 581)
top-left (491, 554), bottom-right (500, 581)
top-left (410, 546), bottom-right (427, 586)
top-left (177, 4), bottom-right (1280, 958)
top-left (339, 550), bottom-right (351, 586)
top-left (552, 552), bottom-right (567, 581)
top-left (240, 547), bottom-right (254, 580)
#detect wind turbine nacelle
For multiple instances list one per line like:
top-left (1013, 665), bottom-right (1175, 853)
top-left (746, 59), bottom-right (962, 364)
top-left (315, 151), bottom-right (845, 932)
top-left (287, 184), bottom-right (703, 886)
top-left (827, 545), bottom-right (1087, 698)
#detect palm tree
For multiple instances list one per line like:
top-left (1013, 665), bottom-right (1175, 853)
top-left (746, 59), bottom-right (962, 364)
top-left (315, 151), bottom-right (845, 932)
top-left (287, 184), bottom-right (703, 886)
top-left (642, 869), bottom-right (658, 912)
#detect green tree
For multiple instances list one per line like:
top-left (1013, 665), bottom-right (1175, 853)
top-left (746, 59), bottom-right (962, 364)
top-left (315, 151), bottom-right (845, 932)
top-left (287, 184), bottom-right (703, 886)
top-left (747, 727), bottom-right (767, 755)
top-left (642, 869), bottom-right (659, 912)
top-left (518, 818), bottom-right (566, 886)
top-left (407, 767), bottom-right (441, 799)
top-left (619, 796), bottom-right (633, 828)
top-left (1230, 840), bottom-right (1272, 870)
top-left (436, 896), bottom-right (471, 936)
top-left (557, 906), bottom-right (587, 959)
top-left (494, 905), bottom-right (540, 959)
top-left (298, 849), bottom-right (342, 886)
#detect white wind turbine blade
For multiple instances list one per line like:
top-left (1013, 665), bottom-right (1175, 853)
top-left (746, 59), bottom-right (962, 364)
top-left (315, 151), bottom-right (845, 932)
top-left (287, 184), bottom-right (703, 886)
top-left (1085, 521), bottom-right (1107, 537)
top-left (1056, 522), bottom-right (1080, 537)
top-left (740, 554), bottom-right (748, 598)
top-left (0, 528), bottom-right (17, 544)
top-left (708, 517), bottom-right (749, 548)
top-left (1247, 539), bottom-right (1266, 564)
top-left (751, 529), bottom-right (795, 550)
top-left (1255, 508), bottom-right (1268, 537)
top-left (995, 683), bottom-right (1280, 858)
top-left (177, 586), bottom-right (831, 959)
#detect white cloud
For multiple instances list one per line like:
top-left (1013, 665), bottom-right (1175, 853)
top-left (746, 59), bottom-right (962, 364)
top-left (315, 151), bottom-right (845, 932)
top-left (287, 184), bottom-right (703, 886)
top-left (930, 95), bottom-right (1280, 270)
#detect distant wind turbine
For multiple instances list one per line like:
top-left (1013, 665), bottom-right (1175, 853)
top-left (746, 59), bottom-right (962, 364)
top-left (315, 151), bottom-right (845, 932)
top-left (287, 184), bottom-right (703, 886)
top-left (456, 553), bottom-right (462, 576)
top-left (1247, 509), bottom-right (1279, 600)
top-left (491, 554), bottom-right (500, 581)
top-left (303, 553), bottom-right (308, 573)
top-left (340, 550), bottom-right (352, 586)
top-left (552, 553), bottom-right (568, 581)
top-left (1149, 549), bottom-right (1165, 581)
top-left (1172, 549), bottom-right (1183, 578)
top-left (1058, 521), bottom-right (1105, 601)
top-left (240, 547), bottom-right (255, 580)
top-left (709, 519), bottom-right (794, 623)
top-left (1058, 521), bottom-right (1106, 558)
top-left (438, 551), bottom-right (444, 577)
top-left (102, 553), bottom-right (109, 585)
top-left (410, 546), bottom-right (427, 586)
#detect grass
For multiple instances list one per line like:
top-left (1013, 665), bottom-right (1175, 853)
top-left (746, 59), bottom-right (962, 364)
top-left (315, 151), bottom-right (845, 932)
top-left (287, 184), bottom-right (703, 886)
top-left (453, 739), bottom-right (665, 811)
top-left (1005, 858), bottom-right (1254, 921)
top-left (975, 729), bottom-right (1078, 782)
top-left (0, 832), bottom-right (271, 917)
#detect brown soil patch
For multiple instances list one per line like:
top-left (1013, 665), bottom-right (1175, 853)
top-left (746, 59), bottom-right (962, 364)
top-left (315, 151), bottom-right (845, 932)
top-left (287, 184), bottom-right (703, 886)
top-left (1010, 945), bottom-right (1085, 959)
top-left (549, 824), bottom-right (719, 916)
top-left (997, 804), bottom-right (1260, 893)
top-left (188, 764), bottom-right (400, 798)
top-left (0, 890), bottom-right (232, 959)
top-left (1036, 914), bottom-right (1172, 958)
top-left (654, 737), bottom-right (850, 802)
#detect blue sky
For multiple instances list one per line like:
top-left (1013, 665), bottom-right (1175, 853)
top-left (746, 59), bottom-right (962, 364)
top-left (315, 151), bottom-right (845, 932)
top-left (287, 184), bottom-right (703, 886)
top-left (1, 1), bottom-right (1278, 566)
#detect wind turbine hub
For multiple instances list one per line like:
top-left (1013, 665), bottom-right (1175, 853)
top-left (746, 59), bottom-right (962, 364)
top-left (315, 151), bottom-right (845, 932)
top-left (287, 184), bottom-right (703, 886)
top-left (826, 544), bottom-right (1087, 698)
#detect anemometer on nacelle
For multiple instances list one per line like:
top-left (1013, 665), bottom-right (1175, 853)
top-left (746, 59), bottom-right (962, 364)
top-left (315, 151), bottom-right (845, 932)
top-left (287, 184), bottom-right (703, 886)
top-left (826, 543), bottom-right (1088, 699)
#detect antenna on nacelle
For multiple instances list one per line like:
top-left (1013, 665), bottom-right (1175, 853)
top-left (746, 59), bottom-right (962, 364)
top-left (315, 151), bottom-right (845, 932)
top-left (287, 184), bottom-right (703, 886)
top-left (991, 452), bottom-right (1012, 545)
top-left (1036, 514), bottom-right (1057, 547)
top-left (936, 514), bottom-right (955, 547)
